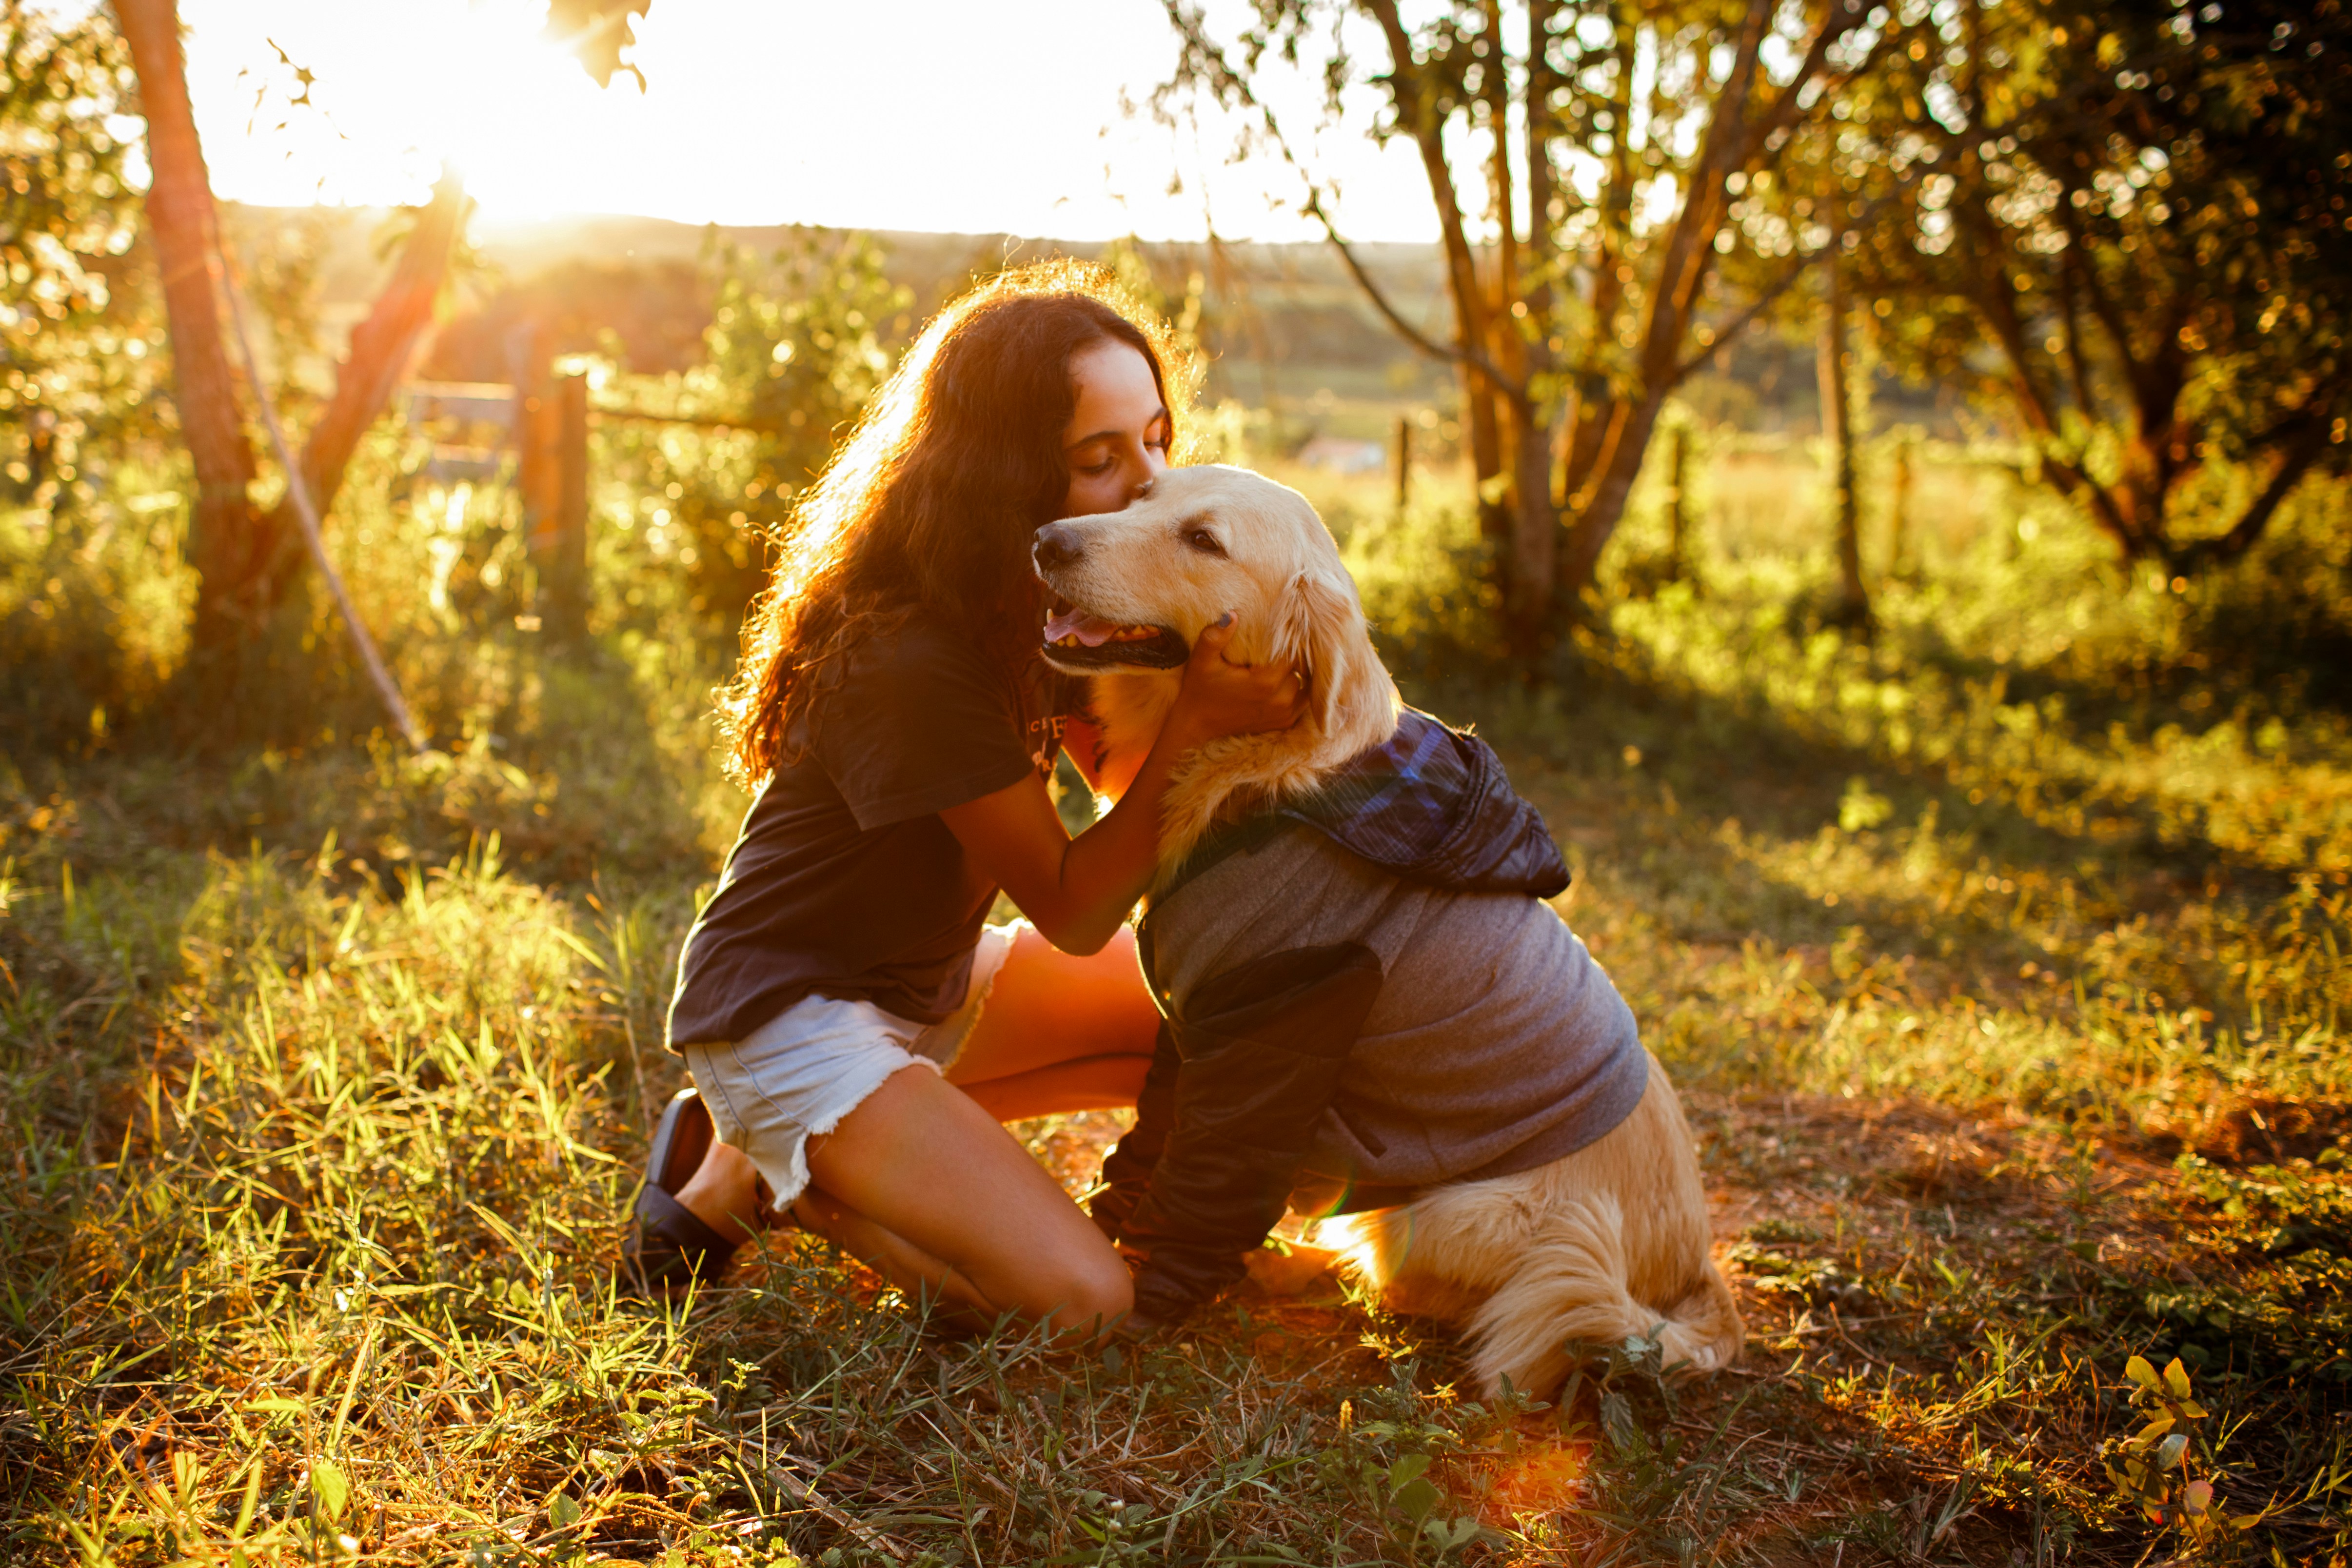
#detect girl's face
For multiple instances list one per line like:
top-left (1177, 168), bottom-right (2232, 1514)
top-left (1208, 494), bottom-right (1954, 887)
top-left (1057, 340), bottom-right (1170, 520)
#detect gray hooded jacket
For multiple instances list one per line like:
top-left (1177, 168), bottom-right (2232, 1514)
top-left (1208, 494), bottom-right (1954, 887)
top-left (1100, 712), bottom-right (1650, 1324)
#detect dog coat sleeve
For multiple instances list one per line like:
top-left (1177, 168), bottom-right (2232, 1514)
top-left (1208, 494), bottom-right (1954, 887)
top-left (1118, 941), bottom-right (1384, 1331)
top-left (1088, 1019), bottom-right (1178, 1244)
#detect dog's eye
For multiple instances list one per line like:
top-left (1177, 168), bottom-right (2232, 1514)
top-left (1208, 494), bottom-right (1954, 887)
top-left (1183, 527), bottom-right (1225, 557)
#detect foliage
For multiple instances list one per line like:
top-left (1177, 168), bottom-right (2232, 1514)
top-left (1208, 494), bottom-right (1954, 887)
top-left (590, 228), bottom-right (912, 626)
top-left (543, 0), bottom-right (654, 89)
top-left (0, 0), bottom-right (187, 750)
top-left (1855, 0), bottom-right (2352, 568)
top-left (0, 0), bottom-right (160, 515)
top-left (2102, 1354), bottom-right (2267, 1550)
top-left (1158, 0), bottom-right (1907, 653)
top-left (0, 457), bottom-right (195, 754)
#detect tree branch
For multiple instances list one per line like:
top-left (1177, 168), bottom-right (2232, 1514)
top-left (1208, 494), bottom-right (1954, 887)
top-left (215, 233), bottom-right (424, 753)
top-left (2175, 386), bottom-right (2344, 569)
top-left (1301, 190), bottom-right (1527, 406)
top-left (1159, 0), bottom-right (1528, 406)
top-left (1669, 178), bottom-right (1917, 384)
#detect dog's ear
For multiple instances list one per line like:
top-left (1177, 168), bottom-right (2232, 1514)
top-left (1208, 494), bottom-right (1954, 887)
top-left (1273, 566), bottom-right (1372, 737)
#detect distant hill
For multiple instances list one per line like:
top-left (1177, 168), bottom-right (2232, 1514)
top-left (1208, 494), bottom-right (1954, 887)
top-left (225, 205), bottom-right (1953, 441)
top-left (229, 205), bottom-right (1454, 413)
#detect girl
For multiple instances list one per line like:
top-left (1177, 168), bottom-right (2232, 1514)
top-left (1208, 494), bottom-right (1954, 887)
top-left (628, 263), bottom-right (1300, 1336)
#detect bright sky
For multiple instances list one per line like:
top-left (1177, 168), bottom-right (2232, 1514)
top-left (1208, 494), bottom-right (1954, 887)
top-left (179, 0), bottom-right (1444, 243)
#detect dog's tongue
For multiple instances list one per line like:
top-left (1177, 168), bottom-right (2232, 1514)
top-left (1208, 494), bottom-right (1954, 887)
top-left (1044, 607), bottom-right (1125, 647)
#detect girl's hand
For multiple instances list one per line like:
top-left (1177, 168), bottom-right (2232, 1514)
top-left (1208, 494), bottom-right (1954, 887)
top-left (1166, 612), bottom-right (1305, 749)
top-left (947, 613), bottom-right (1301, 957)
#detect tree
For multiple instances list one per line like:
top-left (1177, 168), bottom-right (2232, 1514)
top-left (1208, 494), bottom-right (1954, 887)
top-left (111, 0), bottom-right (259, 654)
top-left (1159, 0), bottom-right (1907, 656)
top-left (1859, 0), bottom-right (2351, 570)
top-left (111, 0), bottom-right (652, 674)
top-left (1818, 226), bottom-right (1871, 625)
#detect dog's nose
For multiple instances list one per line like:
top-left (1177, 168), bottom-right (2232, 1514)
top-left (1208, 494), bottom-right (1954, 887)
top-left (1032, 523), bottom-right (1083, 572)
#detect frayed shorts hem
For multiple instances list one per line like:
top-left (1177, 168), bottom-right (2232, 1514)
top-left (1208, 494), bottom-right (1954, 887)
top-left (683, 921), bottom-right (1018, 1215)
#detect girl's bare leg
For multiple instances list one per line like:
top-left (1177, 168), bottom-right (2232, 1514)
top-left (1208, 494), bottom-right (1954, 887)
top-left (675, 1140), bottom-right (764, 1243)
top-left (943, 924), bottom-right (1161, 1117)
top-left (799, 1065), bottom-right (1131, 1335)
top-left (672, 923), bottom-right (1162, 1332)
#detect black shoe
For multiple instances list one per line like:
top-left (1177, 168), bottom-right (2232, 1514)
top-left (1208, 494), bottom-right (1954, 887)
top-left (625, 1089), bottom-right (758, 1292)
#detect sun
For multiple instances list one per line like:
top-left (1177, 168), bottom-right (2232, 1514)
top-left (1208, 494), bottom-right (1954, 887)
top-left (186, 0), bottom-right (660, 219)
top-left (182, 0), bottom-right (1446, 238)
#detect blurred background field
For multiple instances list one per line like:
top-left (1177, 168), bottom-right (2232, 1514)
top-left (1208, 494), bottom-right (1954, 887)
top-left (7, 0), bottom-right (2352, 1563)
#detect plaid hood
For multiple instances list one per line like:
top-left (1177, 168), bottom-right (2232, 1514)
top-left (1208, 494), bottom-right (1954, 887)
top-left (1159, 709), bottom-right (1570, 901)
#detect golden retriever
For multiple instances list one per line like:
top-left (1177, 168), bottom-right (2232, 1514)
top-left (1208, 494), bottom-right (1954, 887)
top-left (1030, 464), bottom-right (1740, 1395)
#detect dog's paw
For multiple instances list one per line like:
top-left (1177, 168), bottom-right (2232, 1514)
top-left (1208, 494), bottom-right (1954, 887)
top-left (1243, 1242), bottom-right (1341, 1296)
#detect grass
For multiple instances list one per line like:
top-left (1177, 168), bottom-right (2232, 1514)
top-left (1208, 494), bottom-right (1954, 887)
top-left (4, 432), bottom-right (2351, 1564)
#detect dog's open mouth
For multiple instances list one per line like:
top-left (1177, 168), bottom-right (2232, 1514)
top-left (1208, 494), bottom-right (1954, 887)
top-left (1040, 605), bottom-right (1188, 670)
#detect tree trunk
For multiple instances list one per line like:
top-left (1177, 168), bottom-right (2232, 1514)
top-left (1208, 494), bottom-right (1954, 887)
top-left (113, 0), bottom-right (262, 650)
top-left (1506, 399), bottom-right (1555, 649)
top-left (1556, 0), bottom-right (1767, 611)
top-left (1818, 247), bottom-right (1869, 625)
top-left (251, 172), bottom-right (469, 599)
top-left (1558, 10), bottom-right (1639, 515)
top-left (1364, 0), bottom-right (1508, 563)
top-left (1558, 390), bottom-right (1669, 600)
top-left (1510, 0), bottom-right (1562, 659)
top-left (1474, 0), bottom-right (1556, 656)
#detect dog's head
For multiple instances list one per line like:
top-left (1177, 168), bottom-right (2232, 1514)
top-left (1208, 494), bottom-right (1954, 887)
top-left (1031, 464), bottom-right (1393, 749)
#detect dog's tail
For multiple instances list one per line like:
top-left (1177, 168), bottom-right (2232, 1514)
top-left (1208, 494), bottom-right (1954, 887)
top-left (1460, 1191), bottom-right (1742, 1398)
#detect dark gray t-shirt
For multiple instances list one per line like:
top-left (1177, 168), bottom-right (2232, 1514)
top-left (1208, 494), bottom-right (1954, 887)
top-left (666, 620), bottom-right (1080, 1048)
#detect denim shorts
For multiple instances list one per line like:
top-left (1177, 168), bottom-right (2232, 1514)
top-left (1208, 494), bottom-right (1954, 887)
top-left (683, 922), bottom-right (1020, 1215)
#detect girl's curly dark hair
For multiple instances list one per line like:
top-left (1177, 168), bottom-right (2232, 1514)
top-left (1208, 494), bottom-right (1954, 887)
top-left (716, 261), bottom-right (1194, 788)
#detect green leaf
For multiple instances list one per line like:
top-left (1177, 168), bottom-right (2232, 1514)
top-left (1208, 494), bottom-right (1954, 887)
top-left (2124, 1354), bottom-right (2160, 1389)
top-left (1428, 1516), bottom-right (1482, 1549)
top-left (1392, 1476), bottom-right (1442, 1522)
top-left (549, 1492), bottom-right (581, 1529)
top-left (311, 1460), bottom-right (348, 1521)
top-left (1388, 1453), bottom-right (1433, 1489)
top-left (2156, 1432), bottom-right (2190, 1471)
top-left (2163, 1357), bottom-right (2193, 1398)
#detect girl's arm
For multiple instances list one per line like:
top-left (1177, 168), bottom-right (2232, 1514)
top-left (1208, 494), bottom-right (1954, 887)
top-left (941, 616), bottom-right (1295, 955)
top-left (1059, 715), bottom-right (1149, 804)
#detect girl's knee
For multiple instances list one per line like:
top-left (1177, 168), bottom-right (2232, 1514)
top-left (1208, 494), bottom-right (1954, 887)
top-left (1031, 1252), bottom-right (1133, 1334)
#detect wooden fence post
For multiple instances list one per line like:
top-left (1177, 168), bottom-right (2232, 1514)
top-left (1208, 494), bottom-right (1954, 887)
top-left (514, 331), bottom-right (555, 548)
top-left (545, 371), bottom-right (589, 639)
top-left (1664, 418), bottom-right (1690, 585)
top-left (1394, 414), bottom-right (1411, 513)
top-left (1889, 427), bottom-right (1916, 579)
top-left (513, 336), bottom-right (589, 639)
